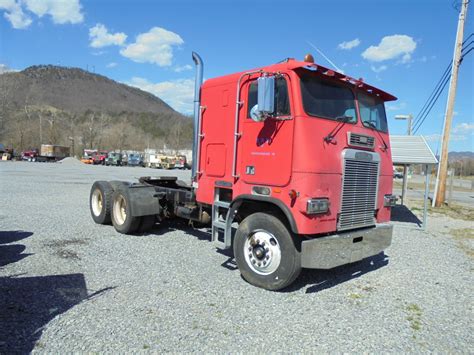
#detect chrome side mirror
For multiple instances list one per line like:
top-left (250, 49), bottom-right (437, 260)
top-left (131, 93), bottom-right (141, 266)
top-left (250, 76), bottom-right (274, 122)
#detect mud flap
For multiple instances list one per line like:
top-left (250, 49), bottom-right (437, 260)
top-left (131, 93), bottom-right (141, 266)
top-left (127, 185), bottom-right (162, 217)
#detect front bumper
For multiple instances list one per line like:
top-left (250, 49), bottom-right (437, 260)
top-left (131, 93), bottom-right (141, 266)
top-left (301, 224), bottom-right (392, 269)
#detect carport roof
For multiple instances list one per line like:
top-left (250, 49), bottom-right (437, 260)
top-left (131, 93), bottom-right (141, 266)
top-left (390, 135), bottom-right (438, 165)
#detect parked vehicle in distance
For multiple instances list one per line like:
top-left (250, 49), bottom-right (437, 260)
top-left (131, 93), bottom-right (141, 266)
top-left (105, 152), bottom-right (122, 166)
top-left (36, 144), bottom-right (70, 162)
top-left (126, 153), bottom-right (143, 167)
top-left (81, 149), bottom-right (97, 164)
top-left (144, 150), bottom-right (160, 168)
top-left (93, 150), bottom-right (108, 165)
top-left (174, 155), bottom-right (189, 169)
top-left (81, 156), bottom-right (94, 164)
top-left (159, 155), bottom-right (175, 169)
top-left (21, 149), bottom-right (39, 161)
top-left (144, 151), bottom-right (174, 169)
top-left (393, 171), bottom-right (404, 179)
top-left (2, 152), bottom-right (11, 160)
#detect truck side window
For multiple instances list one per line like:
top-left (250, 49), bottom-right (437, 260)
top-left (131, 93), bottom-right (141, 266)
top-left (275, 77), bottom-right (290, 116)
top-left (247, 81), bottom-right (258, 118)
top-left (246, 77), bottom-right (291, 118)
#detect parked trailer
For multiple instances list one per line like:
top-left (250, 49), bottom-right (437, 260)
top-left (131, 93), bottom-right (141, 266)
top-left (90, 52), bottom-right (397, 290)
top-left (36, 144), bottom-right (70, 162)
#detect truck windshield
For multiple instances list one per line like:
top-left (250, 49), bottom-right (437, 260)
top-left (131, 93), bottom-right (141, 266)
top-left (300, 73), bottom-right (356, 123)
top-left (358, 92), bottom-right (388, 133)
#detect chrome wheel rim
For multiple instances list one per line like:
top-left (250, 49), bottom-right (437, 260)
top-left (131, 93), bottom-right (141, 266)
top-left (91, 189), bottom-right (103, 216)
top-left (243, 230), bottom-right (281, 275)
top-left (113, 195), bottom-right (127, 225)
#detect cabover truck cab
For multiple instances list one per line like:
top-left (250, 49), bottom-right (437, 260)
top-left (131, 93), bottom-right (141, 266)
top-left (89, 52), bottom-right (397, 291)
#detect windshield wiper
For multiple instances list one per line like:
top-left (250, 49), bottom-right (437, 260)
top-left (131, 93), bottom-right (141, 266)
top-left (324, 115), bottom-right (352, 143)
top-left (362, 121), bottom-right (388, 150)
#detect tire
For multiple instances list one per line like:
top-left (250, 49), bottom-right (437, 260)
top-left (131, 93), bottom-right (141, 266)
top-left (90, 181), bottom-right (113, 225)
top-left (233, 212), bottom-right (301, 291)
top-left (111, 188), bottom-right (140, 234)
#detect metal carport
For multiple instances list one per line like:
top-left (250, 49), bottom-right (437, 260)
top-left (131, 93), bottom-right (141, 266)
top-left (389, 135), bottom-right (439, 229)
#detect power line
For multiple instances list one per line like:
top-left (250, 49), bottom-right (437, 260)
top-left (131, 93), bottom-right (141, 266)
top-left (412, 62), bottom-right (451, 127)
top-left (413, 74), bottom-right (451, 133)
top-left (411, 40), bottom-right (473, 133)
top-left (461, 46), bottom-right (474, 58)
top-left (462, 32), bottom-right (473, 44)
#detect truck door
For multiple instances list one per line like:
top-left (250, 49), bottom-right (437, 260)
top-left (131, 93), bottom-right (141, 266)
top-left (240, 76), bottom-right (294, 186)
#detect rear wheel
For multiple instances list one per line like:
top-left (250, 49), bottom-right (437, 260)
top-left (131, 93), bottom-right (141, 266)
top-left (111, 188), bottom-right (140, 234)
top-left (233, 212), bottom-right (301, 291)
top-left (90, 181), bottom-right (113, 224)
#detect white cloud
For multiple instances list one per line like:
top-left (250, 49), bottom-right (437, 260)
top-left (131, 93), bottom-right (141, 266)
top-left (362, 35), bottom-right (416, 62)
top-left (127, 77), bottom-right (194, 114)
top-left (0, 0), bottom-right (83, 28)
top-left (338, 38), bottom-right (360, 50)
top-left (371, 65), bottom-right (388, 73)
top-left (0, 0), bottom-right (32, 29)
top-left (106, 62), bottom-right (117, 68)
top-left (120, 27), bottom-right (184, 66)
top-left (452, 122), bottom-right (474, 134)
top-left (0, 63), bottom-right (17, 73)
top-left (89, 23), bottom-right (127, 48)
top-left (24, 0), bottom-right (83, 24)
top-left (174, 64), bottom-right (192, 73)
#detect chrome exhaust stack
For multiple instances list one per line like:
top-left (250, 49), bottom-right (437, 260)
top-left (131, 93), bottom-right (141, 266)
top-left (191, 52), bottom-right (203, 183)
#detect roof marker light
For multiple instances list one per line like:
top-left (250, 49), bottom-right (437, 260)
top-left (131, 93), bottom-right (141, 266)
top-left (304, 53), bottom-right (314, 63)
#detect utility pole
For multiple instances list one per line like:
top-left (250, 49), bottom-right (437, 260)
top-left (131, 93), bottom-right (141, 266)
top-left (434, 0), bottom-right (469, 207)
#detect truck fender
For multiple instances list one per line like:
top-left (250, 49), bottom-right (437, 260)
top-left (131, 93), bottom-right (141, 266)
top-left (230, 194), bottom-right (298, 234)
top-left (119, 185), bottom-right (162, 217)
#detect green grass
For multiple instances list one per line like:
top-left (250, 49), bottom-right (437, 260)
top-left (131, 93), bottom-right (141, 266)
top-left (406, 303), bottom-right (423, 332)
top-left (348, 292), bottom-right (362, 300)
top-left (408, 200), bottom-right (474, 221)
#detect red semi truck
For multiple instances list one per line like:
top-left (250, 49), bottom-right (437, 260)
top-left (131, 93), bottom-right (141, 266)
top-left (89, 52), bottom-right (397, 290)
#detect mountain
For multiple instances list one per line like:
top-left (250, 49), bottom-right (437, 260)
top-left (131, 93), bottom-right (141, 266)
top-left (449, 151), bottom-right (474, 161)
top-left (0, 65), bottom-right (176, 114)
top-left (0, 65), bottom-right (193, 153)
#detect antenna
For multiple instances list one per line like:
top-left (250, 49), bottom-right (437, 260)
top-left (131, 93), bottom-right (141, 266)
top-left (306, 40), bottom-right (344, 73)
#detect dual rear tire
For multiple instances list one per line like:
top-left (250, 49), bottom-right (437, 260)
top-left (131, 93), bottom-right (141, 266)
top-left (90, 181), bottom-right (155, 234)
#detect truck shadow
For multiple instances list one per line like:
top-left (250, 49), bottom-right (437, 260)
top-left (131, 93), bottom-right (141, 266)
top-left (0, 231), bottom-right (34, 267)
top-left (143, 221), bottom-right (389, 293)
top-left (0, 273), bottom-right (115, 353)
top-left (390, 205), bottom-right (422, 226)
top-left (287, 252), bottom-right (389, 293)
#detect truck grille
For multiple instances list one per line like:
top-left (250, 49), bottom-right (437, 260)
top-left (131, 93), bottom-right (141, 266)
top-left (338, 158), bottom-right (379, 231)
top-left (348, 132), bottom-right (375, 149)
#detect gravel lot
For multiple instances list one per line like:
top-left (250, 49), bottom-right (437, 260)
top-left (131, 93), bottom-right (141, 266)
top-left (1, 161), bottom-right (472, 353)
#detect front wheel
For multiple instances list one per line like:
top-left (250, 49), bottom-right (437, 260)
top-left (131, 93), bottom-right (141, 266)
top-left (233, 213), bottom-right (301, 291)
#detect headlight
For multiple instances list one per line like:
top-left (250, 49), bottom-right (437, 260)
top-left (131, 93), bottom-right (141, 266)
top-left (306, 198), bottom-right (330, 214)
top-left (384, 194), bottom-right (397, 207)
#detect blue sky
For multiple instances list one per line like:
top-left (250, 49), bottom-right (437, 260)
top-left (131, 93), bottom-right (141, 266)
top-left (0, 0), bottom-right (472, 152)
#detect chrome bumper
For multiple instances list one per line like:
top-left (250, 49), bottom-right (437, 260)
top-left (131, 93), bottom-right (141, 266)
top-left (301, 224), bottom-right (392, 269)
